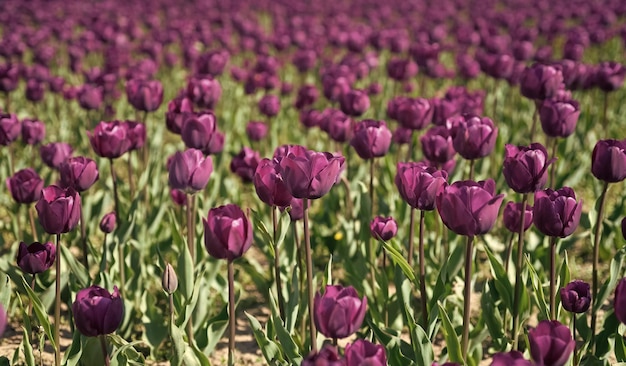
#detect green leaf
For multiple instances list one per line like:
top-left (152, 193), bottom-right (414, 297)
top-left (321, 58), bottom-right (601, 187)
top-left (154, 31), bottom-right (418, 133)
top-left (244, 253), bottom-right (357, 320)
top-left (177, 240), bottom-right (194, 301)
top-left (0, 357), bottom-right (9, 366)
top-left (484, 245), bottom-right (514, 311)
top-left (170, 323), bottom-right (186, 366)
top-left (383, 239), bottom-right (415, 282)
top-left (616, 330), bottom-right (626, 362)
top-left (526, 256), bottom-right (550, 320)
top-left (59, 243), bottom-right (89, 288)
top-left (21, 327), bottom-right (35, 366)
top-left (197, 304), bottom-right (229, 354)
top-left (269, 292), bottom-right (303, 365)
top-left (482, 281), bottom-right (506, 350)
top-left (62, 331), bottom-right (83, 366)
top-left (325, 254), bottom-right (333, 286)
top-left (595, 246), bottom-right (626, 313)
top-left (437, 301), bottom-right (463, 365)
top-left (20, 276), bottom-right (55, 350)
top-left (245, 311), bottom-right (284, 364)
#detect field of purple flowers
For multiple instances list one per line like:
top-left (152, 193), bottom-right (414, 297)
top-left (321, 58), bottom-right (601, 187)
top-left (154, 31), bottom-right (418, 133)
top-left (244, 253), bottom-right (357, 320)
top-left (0, 0), bottom-right (625, 365)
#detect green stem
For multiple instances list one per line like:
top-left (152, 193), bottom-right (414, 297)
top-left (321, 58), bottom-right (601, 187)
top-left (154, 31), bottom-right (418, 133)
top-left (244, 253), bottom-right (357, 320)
top-left (591, 181), bottom-right (609, 350)
top-left (468, 159), bottom-right (475, 181)
top-left (462, 235), bottom-right (474, 360)
top-left (54, 233), bottom-right (61, 366)
top-left (512, 193), bottom-right (529, 348)
top-left (601, 92), bottom-right (608, 131)
top-left (529, 101), bottom-right (538, 143)
top-left (273, 206), bottom-right (286, 321)
top-left (80, 204), bottom-right (89, 273)
top-left (407, 208), bottom-right (415, 267)
top-left (109, 159), bottom-right (120, 222)
top-left (127, 152), bottom-right (135, 198)
top-left (418, 210), bottom-right (428, 328)
top-left (186, 194), bottom-right (195, 345)
top-left (29, 206), bottom-right (38, 242)
top-left (118, 240), bottom-right (125, 298)
top-left (228, 260), bottom-right (236, 366)
top-left (550, 236), bottom-right (557, 320)
top-left (549, 138), bottom-right (558, 188)
top-left (99, 335), bottom-right (110, 366)
top-left (303, 198), bottom-right (317, 353)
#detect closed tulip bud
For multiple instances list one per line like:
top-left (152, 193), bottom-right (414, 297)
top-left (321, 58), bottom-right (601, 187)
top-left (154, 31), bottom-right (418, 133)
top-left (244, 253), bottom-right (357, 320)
top-left (258, 94), bottom-right (280, 117)
top-left (59, 156), bottom-right (99, 192)
top-left (323, 109), bottom-right (353, 143)
top-left (278, 148), bottom-right (345, 200)
top-left (503, 201), bottom-right (533, 233)
top-left (230, 147), bottom-right (261, 183)
top-left (40, 142), bottom-right (73, 169)
top-left (282, 197), bottom-right (304, 221)
top-left (452, 115), bottom-right (498, 160)
top-left (186, 77), bottom-right (222, 110)
top-left (165, 96), bottom-right (194, 134)
top-left (162, 263), bottom-right (178, 295)
top-left (245, 121), bottom-right (268, 142)
top-left (322, 77), bottom-right (351, 103)
top-left (170, 189), bottom-right (187, 206)
top-left (125, 121), bottom-right (146, 151)
top-left (421, 125), bottom-right (456, 164)
top-left (533, 187), bottom-right (582, 238)
top-left (253, 158), bottom-right (293, 208)
top-left (560, 280), bottom-right (591, 313)
top-left (168, 149), bottom-right (213, 194)
top-left (528, 320), bottom-right (575, 366)
top-left (87, 121), bottom-right (132, 159)
top-left (396, 162), bottom-right (448, 211)
top-left (397, 98), bottom-right (433, 131)
top-left (6, 168), bottom-right (44, 204)
top-left (370, 216), bottom-right (398, 241)
top-left (77, 84), bottom-right (104, 111)
top-left (17, 241), bottom-right (56, 274)
top-left (203, 204), bottom-right (253, 261)
top-left (591, 139), bottom-right (626, 183)
top-left (195, 50), bottom-right (229, 77)
top-left (436, 179), bottom-right (505, 236)
top-left (350, 120), bottom-right (392, 159)
top-left (615, 278), bottom-right (626, 324)
top-left (314, 285), bottom-right (367, 339)
top-left (99, 212), bottom-right (116, 234)
top-left (595, 61), bottom-right (625, 92)
top-left (503, 143), bottom-right (554, 193)
top-left (302, 345), bottom-right (344, 366)
top-left (181, 111), bottom-right (217, 151)
top-left (36, 185), bottom-right (81, 234)
top-left (491, 351), bottom-right (532, 366)
top-left (21, 119), bottom-right (45, 145)
top-left (457, 53), bottom-right (481, 79)
top-left (520, 64), bottom-right (564, 100)
top-left (72, 286), bottom-right (123, 337)
top-left (0, 113), bottom-right (20, 146)
top-left (340, 89), bottom-right (370, 117)
top-left (345, 340), bottom-right (387, 366)
top-left (539, 99), bottom-right (580, 138)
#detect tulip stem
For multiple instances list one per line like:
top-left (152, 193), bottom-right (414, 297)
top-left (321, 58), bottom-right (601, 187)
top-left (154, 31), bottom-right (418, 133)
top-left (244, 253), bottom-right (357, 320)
top-left (54, 233), bottom-right (61, 366)
top-left (418, 210), bottom-right (428, 328)
top-left (29, 206), bottom-right (38, 242)
top-left (572, 314), bottom-right (578, 366)
top-left (591, 181), bottom-right (609, 350)
top-left (303, 198), bottom-right (317, 353)
top-left (294, 222), bottom-right (306, 343)
top-left (272, 206), bottom-right (286, 321)
top-left (529, 101), bottom-right (538, 143)
top-left (550, 236), bottom-right (557, 320)
top-left (7, 143), bottom-right (15, 175)
top-left (407, 208), bottom-right (415, 266)
top-left (228, 260), bottom-right (236, 366)
top-left (549, 138), bottom-right (558, 188)
top-left (369, 159), bottom-right (377, 297)
top-left (103, 233), bottom-right (108, 271)
top-left (99, 335), bottom-right (110, 366)
top-left (127, 152), bottom-right (135, 198)
top-left (462, 235), bottom-right (474, 360)
top-left (601, 92), bottom-right (608, 131)
top-left (109, 159), bottom-right (120, 222)
top-left (468, 159), bottom-right (475, 181)
top-left (186, 194), bottom-right (195, 345)
top-left (80, 206), bottom-right (89, 273)
top-left (512, 193), bottom-right (528, 348)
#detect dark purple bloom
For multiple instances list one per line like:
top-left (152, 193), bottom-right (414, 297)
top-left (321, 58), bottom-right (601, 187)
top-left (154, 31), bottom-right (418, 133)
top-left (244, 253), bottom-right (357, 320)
top-left (528, 320), bottom-right (575, 366)
top-left (40, 142), bottom-right (73, 169)
top-left (17, 241), bottom-right (56, 274)
top-left (168, 149), bottom-right (213, 194)
top-left (591, 139), bottom-right (626, 183)
top-left (124, 121), bottom-right (146, 151)
top-left (87, 121), bottom-right (132, 159)
top-left (387, 58), bottom-right (418, 81)
top-left (520, 64), bottom-right (564, 100)
top-left (253, 158), bottom-right (293, 208)
top-left (370, 216), bottom-right (398, 241)
top-left (392, 127), bottom-right (413, 145)
top-left (314, 285), bottom-right (367, 339)
top-left (503, 201), bottom-right (533, 233)
top-left (181, 111), bottom-right (217, 151)
top-left (436, 179), bottom-right (505, 236)
top-left (302, 345), bottom-right (344, 366)
top-left (6, 168), bottom-right (43, 204)
top-left (278, 148), bottom-right (345, 200)
top-left (0, 64), bottom-right (20, 92)
top-left (21, 119), bottom-right (45, 145)
top-left (165, 96), bottom-right (194, 135)
top-left (350, 120), bottom-right (392, 160)
top-left (35, 185), bottom-right (81, 235)
top-left (59, 156), bottom-right (99, 192)
top-left (345, 339), bottom-right (386, 366)
top-left (246, 121), bottom-right (268, 142)
top-left (72, 286), bottom-right (123, 337)
top-left (258, 94), bottom-right (281, 118)
top-left (503, 143), bottom-right (553, 193)
top-left (539, 99), bottom-right (580, 138)
top-left (77, 84), bottom-right (104, 111)
top-left (452, 115), bottom-right (498, 160)
top-left (533, 187), bottom-right (583, 238)
top-left (203, 204), bottom-right (253, 261)
top-left (0, 113), bottom-right (20, 146)
top-left (421, 125), bottom-right (456, 164)
top-left (186, 77), bottom-right (222, 110)
top-left (615, 278), bottom-right (626, 324)
top-left (25, 80), bottom-right (45, 102)
top-left (396, 162), bottom-right (448, 211)
top-left (295, 85), bottom-right (319, 110)
top-left (596, 61), bottom-right (625, 92)
top-left (170, 189), bottom-right (187, 207)
top-left (99, 212), bottom-right (116, 234)
top-left (396, 98), bottom-right (433, 131)
top-left (126, 79), bottom-right (163, 112)
top-left (230, 147), bottom-right (261, 183)
top-left (491, 350), bottom-right (532, 366)
top-left (560, 280), bottom-right (591, 313)
top-left (339, 89), bottom-right (370, 117)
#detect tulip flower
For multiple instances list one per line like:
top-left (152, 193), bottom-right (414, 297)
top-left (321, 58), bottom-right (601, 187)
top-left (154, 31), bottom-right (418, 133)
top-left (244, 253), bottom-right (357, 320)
top-left (560, 280), bottom-right (591, 313)
top-left (124, 121), bottom-right (146, 151)
top-left (421, 125), bottom-right (456, 164)
top-left (36, 185), bottom-right (81, 235)
top-left (77, 84), bottom-right (104, 111)
top-left (59, 156), bottom-right (99, 192)
top-left (40, 142), bottom-right (73, 169)
top-left (17, 241), bottom-right (56, 274)
top-left (615, 278), bottom-right (626, 325)
top-left (72, 285), bottom-right (123, 337)
top-left (301, 345), bottom-right (344, 366)
top-left (162, 263), bottom-right (178, 295)
top-left (503, 201), bottom-right (533, 233)
top-left (6, 168), bottom-right (44, 204)
top-left (520, 64), bottom-right (564, 101)
top-left (350, 120), bottom-right (392, 160)
top-left (21, 118), bottom-right (46, 145)
top-left (278, 147), bottom-right (345, 200)
top-left (396, 162), bottom-right (448, 211)
top-left (314, 285), bottom-right (367, 340)
top-left (99, 212), bottom-right (116, 234)
top-left (528, 320), bottom-right (575, 366)
top-left (533, 187), bottom-right (582, 238)
top-left (339, 89), bottom-right (370, 117)
top-left (203, 204), bottom-right (253, 261)
top-left (503, 143), bottom-right (553, 193)
top-left (245, 121), bottom-right (268, 142)
top-left (370, 216), bottom-right (398, 241)
top-left (324, 110), bottom-right (353, 143)
top-left (258, 94), bottom-right (280, 117)
top-left (396, 98), bottom-right (433, 131)
top-left (165, 96), bottom-right (194, 134)
top-left (253, 158), bottom-right (293, 208)
top-left (87, 121), bottom-right (132, 159)
top-left (491, 351), bottom-right (532, 366)
top-left (230, 147), bottom-right (261, 183)
top-left (539, 99), bottom-right (580, 138)
top-left (295, 85), bottom-right (319, 110)
top-left (186, 77), bottom-right (222, 109)
top-left (345, 340), bottom-right (387, 366)
top-left (591, 139), bottom-right (626, 183)
top-left (595, 61), bottom-right (625, 92)
top-left (168, 149), bottom-right (213, 194)
top-left (452, 115), bottom-right (498, 167)
top-left (181, 111), bottom-right (217, 152)
top-left (126, 79), bottom-right (163, 113)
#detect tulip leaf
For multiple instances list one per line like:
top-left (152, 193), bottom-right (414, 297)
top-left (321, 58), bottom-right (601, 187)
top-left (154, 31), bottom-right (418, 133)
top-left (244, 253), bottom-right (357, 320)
top-left (594, 245), bottom-right (626, 313)
top-left (0, 357), bottom-right (8, 366)
top-left (437, 301), bottom-right (463, 365)
top-left (325, 254), bottom-right (333, 286)
top-left (617, 331), bottom-right (626, 362)
top-left (20, 275), bottom-right (55, 351)
top-left (21, 326), bottom-right (35, 366)
top-left (177, 239), bottom-right (194, 301)
top-left (285, 269), bottom-right (300, 334)
top-left (59, 243), bottom-right (89, 288)
top-left (526, 256), bottom-right (550, 321)
top-left (108, 334), bottom-right (144, 362)
top-left (269, 292), bottom-right (303, 365)
top-left (169, 323), bottom-right (186, 366)
top-left (245, 311), bottom-right (285, 364)
top-left (62, 331), bottom-right (83, 366)
top-left (482, 281), bottom-right (506, 351)
top-left (383, 239), bottom-right (416, 282)
top-left (484, 245), bottom-right (513, 311)
top-left (196, 304), bottom-right (228, 354)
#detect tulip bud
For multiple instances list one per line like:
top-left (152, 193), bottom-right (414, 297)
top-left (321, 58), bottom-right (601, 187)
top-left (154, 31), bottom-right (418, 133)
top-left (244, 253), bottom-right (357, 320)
top-left (168, 149), bottom-right (213, 194)
top-left (253, 158), bottom-right (293, 208)
top-left (396, 162), bottom-right (448, 211)
top-left (59, 156), bottom-right (99, 192)
top-left (502, 201), bottom-right (533, 233)
top-left (187, 77), bottom-right (222, 110)
top-left (520, 64), bottom-right (564, 100)
top-left (72, 286), bottom-right (124, 337)
top-left (560, 280), bottom-right (591, 313)
top-left (533, 187), bottom-right (582, 238)
top-left (6, 168), bottom-right (44, 204)
top-left (126, 79), bottom-right (163, 112)
top-left (35, 185), bottom-right (81, 234)
top-left (370, 216), bottom-right (397, 241)
top-left (314, 285), bottom-right (367, 339)
top-left (166, 96), bottom-right (194, 135)
top-left (350, 120), bottom-right (392, 160)
top-left (245, 121), bottom-right (268, 142)
top-left (539, 99), bottom-right (580, 138)
top-left (345, 340), bottom-right (387, 366)
top-left (77, 84), bottom-right (104, 111)
top-left (230, 147), bottom-right (261, 183)
top-left (591, 139), bottom-right (626, 183)
top-left (21, 119), bottom-right (46, 145)
top-left (162, 263), bottom-right (178, 295)
top-left (0, 113), bottom-right (20, 146)
top-left (203, 204), bottom-right (253, 261)
top-left (16, 241), bottom-right (56, 274)
top-left (503, 143), bottom-right (553, 193)
top-left (340, 89), bottom-right (370, 117)
top-left (420, 125), bottom-right (456, 164)
top-left (452, 115), bottom-right (498, 160)
top-left (170, 189), bottom-right (187, 206)
top-left (258, 94), bottom-right (280, 117)
top-left (181, 111), bottom-right (217, 151)
top-left (528, 320), bottom-right (575, 366)
top-left (396, 98), bottom-right (433, 131)
top-left (99, 212), bottom-right (116, 234)
top-left (87, 121), bottom-right (132, 159)
top-left (278, 148), bottom-right (345, 200)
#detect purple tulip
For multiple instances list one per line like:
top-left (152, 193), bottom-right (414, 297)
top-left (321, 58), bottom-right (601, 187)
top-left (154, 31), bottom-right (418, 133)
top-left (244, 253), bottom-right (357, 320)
top-left (170, 189), bottom-right (187, 207)
top-left (339, 89), bottom-right (370, 117)
top-left (314, 285), bottom-right (367, 339)
top-left (25, 80), bottom-right (45, 102)
top-left (87, 121), bottom-right (132, 159)
top-left (59, 157), bottom-right (99, 192)
top-left (323, 109), bottom-right (353, 143)
top-left (246, 121), bottom-right (268, 142)
top-left (72, 286), bottom-right (123, 337)
top-left (392, 127), bottom-right (413, 146)
top-left (452, 115), bottom-right (498, 160)
top-left (165, 96), bottom-right (194, 134)
top-left (278, 147), bottom-right (345, 200)
top-left (528, 320), bottom-right (575, 366)
top-left (387, 58), bottom-right (418, 81)
top-left (99, 212), bottom-right (116, 234)
top-left (0, 64), bottom-right (19, 92)
top-left (596, 61), bottom-right (625, 92)
top-left (370, 216), bottom-right (398, 241)
top-left (258, 94), bottom-right (281, 118)
top-left (35, 185), bottom-right (81, 235)
top-left (491, 351), bottom-right (532, 366)
top-left (124, 121), bottom-right (146, 151)
top-left (253, 158), bottom-right (293, 208)
top-left (396, 162), bottom-right (448, 211)
top-left (533, 187), bottom-right (583, 238)
top-left (345, 339), bottom-right (387, 366)
top-left (186, 77), bottom-right (222, 110)
top-left (396, 98), bottom-right (433, 131)
top-left (503, 143), bottom-right (553, 193)
top-left (0, 113), bottom-right (20, 146)
top-left (230, 147), bottom-right (261, 183)
top-left (436, 179), bottom-right (505, 236)
top-left (615, 278), bottom-right (626, 324)
top-left (520, 64), bottom-right (564, 100)
top-left (17, 241), bottom-right (56, 274)
top-left (168, 149), bottom-right (213, 194)
top-left (302, 345), bottom-right (344, 366)
top-left (591, 139), bottom-right (626, 183)
top-left (560, 280), bottom-right (591, 313)
top-left (21, 119), bottom-right (46, 145)
top-left (350, 120), bottom-right (392, 160)
top-left (539, 99), bottom-right (580, 138)
top-left (195, 50), bottom-right (229, 77)
top-left (162, 262), bottom-right (178, 295)
top-left (6, 168), bottom-right (44, 204)
top-left (203, 204), bottom-right (253, 261)
top-left (205, 129), bottom-right (225, 155)
top-left (421, 125), bottom-right (456, 164)
top-left (40, 142), bottom-right (73, 169)
top-left (181, 111), bottom-right (217, 151)
top-left (126, 79), bottom-right (163, 112)
top-left (295, 85), bottom-right (319, 110)
top-left (503, 201), bottom-right (533, 233)
top-left (77, 84), bottom-right (104, 111)
top-left (622, 217), bottom-right (626, 241)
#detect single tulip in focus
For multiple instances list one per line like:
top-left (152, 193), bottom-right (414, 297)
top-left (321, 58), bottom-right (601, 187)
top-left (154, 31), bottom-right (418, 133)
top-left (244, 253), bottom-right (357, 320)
top-left (203, 204), bottom-right (253, 261)
top-left (350, 119), bottom-right (392, 160)
top-left (591, 139), bottom-right (626, 183)
top-left (345, 339), bottom-right (387, 366)
top-left (520, 64), bottom-right (564, 100)
top-left (539, 99), bottom-right (580, 138)
top-left (278, 147), bottom-right (345, 200)
top-left (533, 187), bottom-right (582, 238)
top-left (17, 241), bottom-right (56, 274)
top-left (560, 280), bottom-right (591, 313)
top-left (6, 168), bottom-right (44, 204)
top-left (370, 216), bottom-right (398, 241)
top-left (314, 284), bottom-right (367, 339)
top-left (452, 115), bottom-right (498, 160)
top-left (35, 185), bottom-right (81, 235)
top-left (528, 320), bottom-right (575, 366)
top-left (436, 179), bottom-right (505, 236)
top-left (59, 156), bottom-right (99, 192)
top-left (162, 263), bottom-right (178, 295)
top-left (502, 143), bottom-right (553, 193)
top-left (491, 351), bottom-right (532, 366)
top-left (395, 162), bottom-right (448, 211)
top-left (168, 149), bottom-right (213, 194)
top-left (502, 201), bottom-right (533, 233)
top-left (72, 286), bottom-right (124, 337)
top-left (181, 111), bottom-right (217, 152)
top-left (87, 121), bottom-right (132, 159)
top-left (99, 212), bottom-right (116, 234)
top-left (396, 97), bottom-right (433, 131)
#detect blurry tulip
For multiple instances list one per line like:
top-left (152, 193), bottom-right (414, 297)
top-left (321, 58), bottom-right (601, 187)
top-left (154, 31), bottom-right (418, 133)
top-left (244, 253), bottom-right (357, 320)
top-left (25, 80), bottom-right (45, 102)
top-left (528, 320), bottom-right (575, 366)
top-left (126, 79), bottom-right (163, 112)
top-left (0, 112), bottom-right (20, 146)
top-left (21, 119), bottom-right (45, 145)
top-left (6, 168), bottom-right (43, 204)
top-left (40, 142), bottom-right (73, 169)
top-left (245, 121), bottom-right (268, 142)
top-left (186, 77), bottom-right (222, 109)
top-left (181, 111), bottom-right (217, 151)
top-left (259, 94), bottom-right (281, 117)
top-left (452, 115), bottom-right (498, 160)
top-left (35, 185), bottom-right (81, 234)
top-left (591, 139), bottom-right (626, 183)
top-left (0, 64), bottom-right (19, 92)
top-left (502, 201), bottom-right (533, 233)
top-left (491, 351), bottom-right (532, 366)
top-left (539, 99), bottom-right (580, 138)
top-left (170, 189), bottom-right (187, 207)
top-left (59, 156), bottom-right (99, 192)
top-left (314, 285), bottom-right (367, 339)
top-left (77, 84), bottom-right (104, 111)
top-left (397, 98), bottom-right (433, 131)
top-left (533, 187), bottom-right (582, 238)
top-left (165, 96), bottom-right (194, 134)
top-left (168, 149), bottom-right (213, 194)
top-left (396, 162), bottom-right (448, 211)
top-left (230, 147), bottom-right (261, 183)
top-left (302, 345), bottom-right (344, 366)
top-left (560, 280), bottom-right (591, 313)
top-left (72, 286), bottom-right (123, 337)
top-left (421, 125), bottom-right (456, 164)
top-left (370, 216), bottom-right (398, 241)
top-left (295, 85), bottom-right (319, 110)
top-left (520, 64), bottom-right (564, 100)
top-left (345, 339), bottom-right (387, 366)
top-left (203, 204), bottom-right (253, 261)
top-left (596, 61), bottom-right (625, 92)
top-left (88, 121), bottom-right (132, 159)
top-left (503, 143), bottom-right (553, 193)
top-left (17, 241), bottom-right (56, 274)
top-left (350, 120), bottom-right (392, 159)
top-left (387, 58), bottom-right (418, 81)
top-left (339, 89), bottom-right (370, 117)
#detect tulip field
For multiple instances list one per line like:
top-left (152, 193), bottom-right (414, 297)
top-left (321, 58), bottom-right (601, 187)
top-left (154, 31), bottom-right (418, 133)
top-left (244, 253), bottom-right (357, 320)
top-left (1, 0), bottom-right (626, 365)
